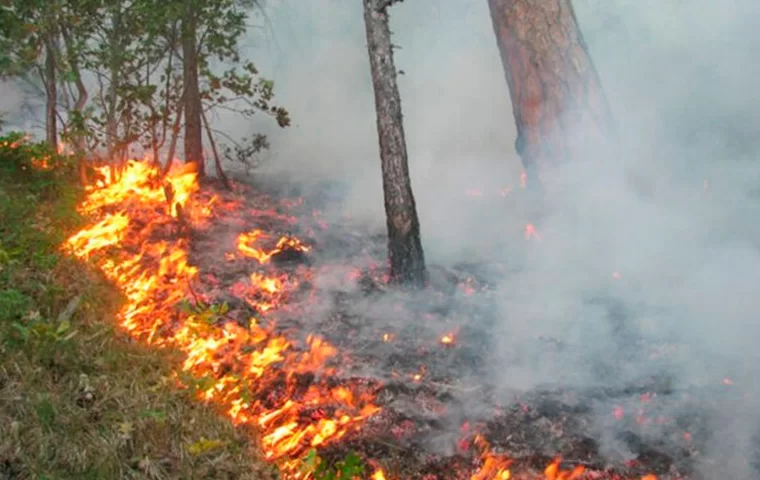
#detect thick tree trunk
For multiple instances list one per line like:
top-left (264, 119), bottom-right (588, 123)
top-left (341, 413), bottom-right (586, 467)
top-left (363, 0), bottom-right (426, 287)
top-left (44, 36), bottom-right (58, 149)
top-left (487, 0), bottom-right (612, 187)
top-left (182, 0), bottom-right (204, 177)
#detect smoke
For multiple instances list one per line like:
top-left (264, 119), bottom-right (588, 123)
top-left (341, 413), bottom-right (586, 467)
top-left (233, 0), bottom-right (760, 476)
top-left (3, 0), bottom-right (759, 475)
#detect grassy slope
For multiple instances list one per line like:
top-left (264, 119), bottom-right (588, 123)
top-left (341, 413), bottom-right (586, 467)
top-left (0, 134), bottom-right (276, 480)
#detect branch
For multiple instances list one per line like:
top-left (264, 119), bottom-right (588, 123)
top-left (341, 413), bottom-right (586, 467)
top-left (207, 126), bottom-right (242, 149)
top-left (200, 106), bottom-right (231, 189)
top-left (375, 0), bottom-right (404, 11)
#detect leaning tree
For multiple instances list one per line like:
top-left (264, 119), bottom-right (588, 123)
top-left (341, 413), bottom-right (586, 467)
top-left (488, 0), bottom-right (613, 188)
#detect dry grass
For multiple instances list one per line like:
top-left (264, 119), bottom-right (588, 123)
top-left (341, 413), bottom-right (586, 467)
top-left (0, 136), bottom-right (278, 480)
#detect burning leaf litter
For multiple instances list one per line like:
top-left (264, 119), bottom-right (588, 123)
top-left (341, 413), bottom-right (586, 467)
top-left (63, 160), bottom-right (663, 479)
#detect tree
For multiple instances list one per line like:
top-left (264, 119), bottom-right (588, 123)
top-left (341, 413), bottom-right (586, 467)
top-left (362, 0), bottom-right (427, 287)
top-left (181, 0), bottom-right (204, 176)
top-left (487, 0), bottom-right (613, 188)
top-left (0, 0), bottom-right (289, 182)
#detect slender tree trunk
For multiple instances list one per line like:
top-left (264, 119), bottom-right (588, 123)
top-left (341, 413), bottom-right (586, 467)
top-left (44, 35), bottom-right (58, 149)
top-left (182, 0), bottom-right (204, 177)
top-left (487, 0), bottom-right (612, 188)
top-left (105, 1), bottom-right (122, 169)
top-left (162, 94), bottom-right (185, 176)
top-left (363, 0), bottom-right (426, 287)
top-left (200, 107), bottom-right (231, 189)
top-left (59, 23), bottom-right (89, 184)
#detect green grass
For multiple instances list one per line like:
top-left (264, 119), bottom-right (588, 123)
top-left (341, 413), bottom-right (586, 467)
top-left (0, 133), bottom-right (277, 480)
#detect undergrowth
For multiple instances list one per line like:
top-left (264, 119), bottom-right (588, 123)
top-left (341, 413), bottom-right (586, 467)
top-left (0, 132), bottom-right (277, 479)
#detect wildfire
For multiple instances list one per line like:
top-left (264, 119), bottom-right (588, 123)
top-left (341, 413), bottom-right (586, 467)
top-left (524, 223), bottom-right (541, 240)
top-left (471, 435), bottom-right (512, 480)
top-left (371, 469), bottom-right (387, 480)
top-left (440, 328), bottom-right (458, 345)
top-left (62, 158), bottom-right (661, 480)
top-left (64, 160), bottom-right (378, 477)
top-left (237, 228), bottom-right (310, 264)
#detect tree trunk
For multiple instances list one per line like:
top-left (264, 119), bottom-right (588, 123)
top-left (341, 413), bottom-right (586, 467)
top-left (363, 0), bottom-right (426, 287)
top-left (201, 106), bottom-right (231, 189)
top-left (487, 0), bottom-right (612, 187)
top-left (59, 23), bottom-right (89, 184)
top-left (105, 1), bottom-right (122, 168)
top-left (182, 0), bottom-right (204, 177)
top-left (44, 35), bottom-right (58, 149)
top-left (162, 93), bottom-right (185, 176)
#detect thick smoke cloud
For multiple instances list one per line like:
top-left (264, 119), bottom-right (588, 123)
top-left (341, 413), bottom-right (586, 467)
top-left (3, 0), bottom-right (759, 475)
top-left (240, 0), bottom-right (760, 476)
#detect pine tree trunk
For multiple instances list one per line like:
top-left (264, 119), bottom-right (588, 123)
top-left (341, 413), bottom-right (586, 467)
top-left (182, 0), bottom-right (204, 177)
top-left (363, 0), bottom-right (426, 287)
top-left (44, 36), bottom-right (57, 149)
top-left (488, 0), bottom-right (612, 187)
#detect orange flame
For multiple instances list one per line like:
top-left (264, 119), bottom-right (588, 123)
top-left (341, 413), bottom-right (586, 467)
top-left (64, 159), bottom-right (661, 480)
top-left (371, 469), bottom-right (387, 480)
top-left (237, 229), bottom-right (310, 264)
top-left (63, 160), bottom-right (379, 477)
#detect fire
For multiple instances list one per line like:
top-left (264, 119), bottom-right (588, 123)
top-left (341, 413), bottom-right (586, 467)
top-left (524, 223), bottom-right (541, 240)
top-left (237, 228), bottom-right (310, 264)
top-left (471, 435), bottom-right (512, 480)
top-left (64, 160), bottom-right (379, 477)
top-left (62, 159), bottom-right (662, 480)
top-left (440, 328), bottom-right (458, 345)
top-left (371, 469), bottom-right (387, 480)
top-left (544, 457), bottom-right (584, 480)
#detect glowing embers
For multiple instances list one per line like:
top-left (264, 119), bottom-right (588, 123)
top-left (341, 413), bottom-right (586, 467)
top-left (236, 228), bottom-right (311, 264)
top-left (230, 271), bottom-right (299, 314)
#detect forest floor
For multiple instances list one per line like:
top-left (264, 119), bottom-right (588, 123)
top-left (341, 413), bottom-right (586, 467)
top-left (1, 133), bottom-right (747, 480)
top-left (0, 136), bottom-right (276, 479)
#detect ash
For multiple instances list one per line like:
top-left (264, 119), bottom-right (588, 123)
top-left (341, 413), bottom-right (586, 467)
top-left (189, 175), bottom-right (759, 479)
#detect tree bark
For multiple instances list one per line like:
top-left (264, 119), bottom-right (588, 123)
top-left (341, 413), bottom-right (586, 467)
top-left (487, 0), bottom-right (612, 187)
top-left (182, 0), bottom-right (204, 177)
top-left (200, 106), bottom-right (231, 189)
top-left (363, 0), bottom-right (427, 287)
top-left (44, 34), bottom-right (58, 149)
top-left (59, 23), bottom-right (89, 184)
top-left (105, 0), bottom-right (122, 169)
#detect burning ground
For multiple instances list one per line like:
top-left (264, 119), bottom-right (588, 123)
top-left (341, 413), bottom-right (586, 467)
top-left (62, 160), bottom-right (755, 479)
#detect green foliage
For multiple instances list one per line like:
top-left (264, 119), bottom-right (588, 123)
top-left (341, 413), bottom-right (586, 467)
top-left (0, 0), bottom-right (289, 170)
top-left (0, 131), bottom-right (276, 479)
top-left (299, 449), bottom-right (367, 480)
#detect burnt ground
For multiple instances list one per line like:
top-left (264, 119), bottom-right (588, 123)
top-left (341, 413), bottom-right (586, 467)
top-left (187, 177), bottom-right (759, 479)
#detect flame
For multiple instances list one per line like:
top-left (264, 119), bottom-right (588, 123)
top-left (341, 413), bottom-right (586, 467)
top-left (237, 229), bottom-right (310, 264)
top-left (440, 328), bottom-right (459, 345)
top-left (471, 435), bottom-right (512, 480)
top-left (371, 469), bottom-right (387, 480)
top-left (544, 457), bottom-right (584, 480)
top-left (63, 159), bottom-right (661, 480)
top-left (64, 160), bottom-right (379, 476)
